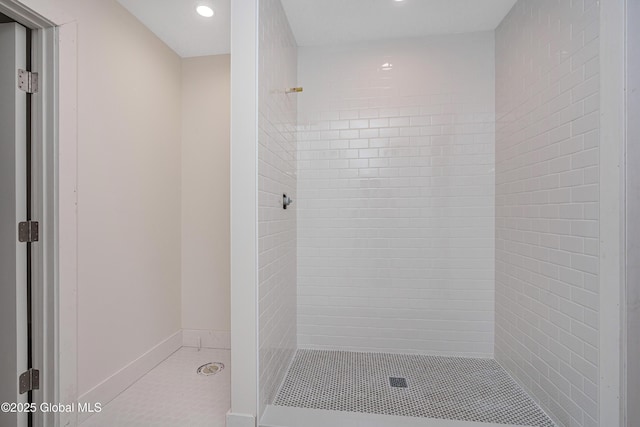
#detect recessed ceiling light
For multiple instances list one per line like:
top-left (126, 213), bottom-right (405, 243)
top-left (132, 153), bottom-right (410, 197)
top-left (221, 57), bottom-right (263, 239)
top-left (394, 0), bottom-right (405, 2)
top-left (196, 5), bottom-right (214, 17)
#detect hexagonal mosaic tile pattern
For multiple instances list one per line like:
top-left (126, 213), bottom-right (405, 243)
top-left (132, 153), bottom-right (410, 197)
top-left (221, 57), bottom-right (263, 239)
top-left (81, 348), bottom-right (230, 427)
top-left (274, 350), bottom-right (555, 427)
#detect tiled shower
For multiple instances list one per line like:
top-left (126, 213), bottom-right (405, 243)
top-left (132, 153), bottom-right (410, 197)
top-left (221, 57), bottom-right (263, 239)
top-left (296, 33), bottom-right (496, 357)
top-left (256, 1), bottom-right (601, 426)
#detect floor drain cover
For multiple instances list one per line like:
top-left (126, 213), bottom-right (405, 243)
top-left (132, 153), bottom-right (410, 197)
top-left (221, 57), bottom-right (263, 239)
top-left (197, 362), bottom-right (224, 376)
top-left (389, 377), bottom-right (408, 388)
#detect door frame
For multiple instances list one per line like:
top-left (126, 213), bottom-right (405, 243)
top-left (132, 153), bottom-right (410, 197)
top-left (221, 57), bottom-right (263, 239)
top-left (624, 1), bottom-right (639, 426)
top-left (0, 19), bottom-right (29, 427)
top-left (0, 1), bottom-right (77, 426)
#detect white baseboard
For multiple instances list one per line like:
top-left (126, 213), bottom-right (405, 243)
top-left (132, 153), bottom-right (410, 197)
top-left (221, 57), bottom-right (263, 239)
top-left (77, 330), bottom-right (182, 424)
top-left (182, 329), bottom-right (231, 349)
top-left (227, 410), bottom-right (256, 427)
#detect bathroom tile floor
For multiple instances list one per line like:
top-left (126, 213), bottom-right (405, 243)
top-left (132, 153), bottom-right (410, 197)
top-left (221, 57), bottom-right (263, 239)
top-left (81, 348), bottom-right (230, 427)
top-left (274, 350), bottom-right (555, 427)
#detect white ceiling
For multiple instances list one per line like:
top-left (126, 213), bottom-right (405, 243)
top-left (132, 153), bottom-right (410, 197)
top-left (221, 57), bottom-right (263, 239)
top-left (116, 0), bottom-right (517, 57)
top-left (117, 0), bottom-right (230, 58)
top-left (281, 0), bottom-right (518, 46)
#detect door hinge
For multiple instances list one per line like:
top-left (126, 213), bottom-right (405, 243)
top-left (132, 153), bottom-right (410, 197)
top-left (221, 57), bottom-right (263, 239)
top-left (19, 369), bottom-right (39, 394)
top-left (18, 69), bottom-right (38, 93)
top-left (18, 221), bottom-right (39, 243)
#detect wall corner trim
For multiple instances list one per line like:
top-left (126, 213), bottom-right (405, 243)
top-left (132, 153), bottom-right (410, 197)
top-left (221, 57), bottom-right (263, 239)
top-left (599, 0), bottom-right (626, 425)
top-left (182, 329), bottom-right (231, 349)
top-left (226, 411), bottom-right (257, 427)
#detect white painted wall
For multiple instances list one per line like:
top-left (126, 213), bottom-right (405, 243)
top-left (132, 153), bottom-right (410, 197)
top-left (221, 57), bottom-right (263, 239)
top-left (58, 0), bottom-right (183, 397)
top-left (495, 1), bottom-right (600, 426)
top-left (296, 33), bottom-right (496, 357)
top-left (627, 2), bottom-right (640, 424)
top-left (181, 54), bottom-right (231, 337)
top-left (257, 0), bottom-right (298, 418)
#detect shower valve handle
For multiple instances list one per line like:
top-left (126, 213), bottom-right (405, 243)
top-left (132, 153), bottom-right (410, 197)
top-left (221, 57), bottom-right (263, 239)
top-left (283, 194), bottom-right (294, 209)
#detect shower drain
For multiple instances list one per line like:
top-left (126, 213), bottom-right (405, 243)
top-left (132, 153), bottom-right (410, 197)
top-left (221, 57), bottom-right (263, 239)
top-left (389, 377), bottom-right (408, 388)
top-left (197, 362), bottom-right (225, 376)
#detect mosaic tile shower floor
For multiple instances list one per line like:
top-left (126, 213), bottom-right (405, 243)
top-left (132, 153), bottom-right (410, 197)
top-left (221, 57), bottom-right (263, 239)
top-left (274, 350), bottom-right (555, 427)
top-left (81, 348), bottom-right (230, 427)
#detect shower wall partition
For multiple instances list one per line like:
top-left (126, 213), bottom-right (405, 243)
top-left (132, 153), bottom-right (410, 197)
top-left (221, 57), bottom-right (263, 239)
top-left (257, 0), bottom-right (299, 418)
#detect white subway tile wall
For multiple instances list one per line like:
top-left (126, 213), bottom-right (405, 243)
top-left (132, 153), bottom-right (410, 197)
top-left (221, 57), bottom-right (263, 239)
top-left (495, 1), bottom-right (600, 426)
top-left (258, 0), bottom-right (298, 417)
top-left (296, 34), bottom-right (496, 356)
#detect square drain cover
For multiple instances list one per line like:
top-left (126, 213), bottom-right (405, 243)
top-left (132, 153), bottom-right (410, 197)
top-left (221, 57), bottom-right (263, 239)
top-left (389, 377), bottom-right (408, 388)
